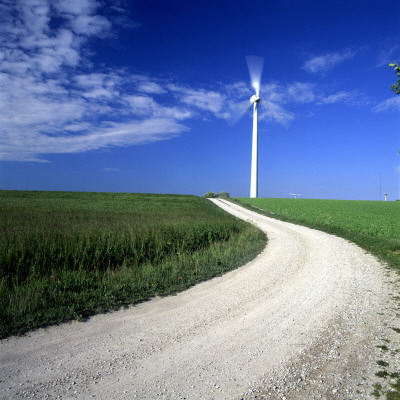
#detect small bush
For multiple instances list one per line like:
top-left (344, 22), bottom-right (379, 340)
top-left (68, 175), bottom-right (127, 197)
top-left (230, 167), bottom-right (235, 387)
top-left (203, 191), bottom-right (217, 198)
top-left (202, 191), bottom-right (230, 198)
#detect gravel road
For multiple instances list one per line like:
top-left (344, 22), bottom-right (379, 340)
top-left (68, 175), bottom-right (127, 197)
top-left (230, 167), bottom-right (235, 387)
top-left (1, 198), bottom-right (399, 399)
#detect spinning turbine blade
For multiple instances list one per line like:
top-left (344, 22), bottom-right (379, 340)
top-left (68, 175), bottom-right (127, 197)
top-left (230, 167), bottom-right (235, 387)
top-left (227, 99), bottom-right (252, 127)
top-left (246, 55), bottom-right (264, 96)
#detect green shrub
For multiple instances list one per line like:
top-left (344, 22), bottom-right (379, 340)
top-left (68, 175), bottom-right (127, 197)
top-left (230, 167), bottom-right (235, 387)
top-left (202, 191), bottom-right (217, 198)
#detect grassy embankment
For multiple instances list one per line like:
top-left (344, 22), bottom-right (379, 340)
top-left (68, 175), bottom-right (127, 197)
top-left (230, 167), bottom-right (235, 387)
top-left (0, 191), bottom-right (266, 338)
top-left (232, 197), bottom-right (400, 399)
top-left (232, 197), bottom-right (400, 271)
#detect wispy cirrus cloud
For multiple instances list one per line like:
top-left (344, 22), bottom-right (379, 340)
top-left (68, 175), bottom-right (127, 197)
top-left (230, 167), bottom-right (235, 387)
top-left (372, 96), bottom-right (400, 112)
top-left (302, 49), bottom-right (357, 74)
top-left (285, 82), bottom-right (316, 103)
top-left (1, 117), bottom-right (187, 162)
top-left (137, 81), bottom-right (167, 94)
top-left (0, 0), bottom-right (207, 162)
top-left (167, 84), bottom-right (225, 114)
top-left (259, 101), bottom-right (295, 126)
top-left (317, 89), bottom-right (369, 106)
top-left (258, 81), bottom-right (316, 105)
top-left (318, 91), bottom-right (353, 105)
top-left (122, 94), bottom-right (193, 120)
top-left (376, 36), bottom-right (400, 67)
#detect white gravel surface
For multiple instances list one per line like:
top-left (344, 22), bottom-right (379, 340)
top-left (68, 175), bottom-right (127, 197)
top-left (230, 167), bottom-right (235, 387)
top-left (1, 198), bottom-right (399, 399)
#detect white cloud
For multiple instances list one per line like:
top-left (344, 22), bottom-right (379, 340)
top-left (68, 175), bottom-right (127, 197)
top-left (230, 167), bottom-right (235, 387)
top-left (224, 81), bottom-right (252, 98)
top-left (70, 15), bottom-right (111, 36)
top-left (376, 37), bottom-right (400, 67)
top-left (0, 118), bottom-right (187, 162)
top-left (81, 87), bottom-right (117, 99)
top-left (154, 106), bottom-right (193, 120)
top-left (286, 82), bottom-right (316, 103)
top-left (124, 95), bottom-right (152, 115)
top-left (74, 73), bottom-right (120, 99)
top-left (0, 75), bottom-right (86, 129)
top-left (319, 91), bottom-right (351, 104)
top-left (259, 81), bottom-right (316, 104)
top-left (168, 84), bottom-right (225, 114)
top-left (262, 82), bottom-right (286, 103)
top-left (372, 97), bottom-right (400, 112)
top-left (259, 101), bottom-right (295, 126)
top-left (137, 81), bottom-right (167, 94)
top-left (53, 0), bottom-right (97, 15)
top-left (0, 64), bottom-right (197, 161)
top-left (123, 95), bottom-right (193, 120)
top-left (317, 90), bottom-right (368, 106)
top-left (64, 122), bottom-right (92, 132)
top-left (0, 6), bottom-right (85, 78)
top-left (0, 1), bottom-right (198, 162)
top-left (303, 49), bottom-right (356, 74)
top-left (75, 73), bottom-right (115, 88)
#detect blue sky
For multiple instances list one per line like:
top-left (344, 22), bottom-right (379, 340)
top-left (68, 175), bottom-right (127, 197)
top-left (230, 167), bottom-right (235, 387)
top-left (0, 0), bottom-right (399, 200)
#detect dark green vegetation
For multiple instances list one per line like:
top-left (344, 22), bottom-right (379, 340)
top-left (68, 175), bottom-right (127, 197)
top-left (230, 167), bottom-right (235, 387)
top-left (232, 198), bottom-right (400, 272)
top-left (0, 191), bottom-right (266, 338)
top-left (373, 341), bottom-right (400, 399)
top-left (389, 62), bottom-right (400, 95)
top-left (202, 191), bottom-right (230, 198)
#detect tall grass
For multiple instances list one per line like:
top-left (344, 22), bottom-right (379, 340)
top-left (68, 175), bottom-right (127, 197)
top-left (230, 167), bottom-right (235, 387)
top-left (0, 191), bottom-right (266, 338)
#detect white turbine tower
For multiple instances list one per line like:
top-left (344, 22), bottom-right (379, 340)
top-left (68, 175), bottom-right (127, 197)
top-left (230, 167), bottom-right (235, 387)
top-left (227, 56), bottom-right (265, 198)
top-left (289, 193), bottom-right (301, 199)
top-left (246, 56), bottom-right (264, 198)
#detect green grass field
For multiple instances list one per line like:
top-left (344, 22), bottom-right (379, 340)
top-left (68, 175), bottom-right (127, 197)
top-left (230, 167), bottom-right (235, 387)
top-left (232, 197), bottom-right (400, 272)
top-left (0, 191), bottom-right (266, 338)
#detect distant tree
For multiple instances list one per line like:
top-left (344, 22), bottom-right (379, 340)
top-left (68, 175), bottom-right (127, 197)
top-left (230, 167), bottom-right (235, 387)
top-left (202, 191), bottom-right (217, 198)
top-left (202, 191), bottom-right (230, 198)
top-left (389, 62), bottom-right (400, 94)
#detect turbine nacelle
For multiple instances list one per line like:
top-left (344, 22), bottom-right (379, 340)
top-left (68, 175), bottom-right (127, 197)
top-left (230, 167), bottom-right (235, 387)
top-left (250, 94), bottom-right (261, 104)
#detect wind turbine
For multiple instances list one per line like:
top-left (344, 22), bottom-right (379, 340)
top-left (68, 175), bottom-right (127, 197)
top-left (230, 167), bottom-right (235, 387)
top-left (227, 56), bottom-right (265, 198)
top-left (246, 56), bottom-right (264, 198)
top-left (289, 193), bottom-right (301, 199)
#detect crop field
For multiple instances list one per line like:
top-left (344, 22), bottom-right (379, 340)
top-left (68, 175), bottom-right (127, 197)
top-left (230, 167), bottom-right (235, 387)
top-left (0, 191), bottom-right (265, 338)
top-left (233, 197), bottom-right (400, 271)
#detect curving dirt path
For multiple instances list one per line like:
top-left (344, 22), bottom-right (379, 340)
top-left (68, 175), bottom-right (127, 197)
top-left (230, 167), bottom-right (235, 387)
top-left (1, 198), bottom-right (399, 399)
